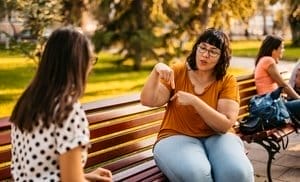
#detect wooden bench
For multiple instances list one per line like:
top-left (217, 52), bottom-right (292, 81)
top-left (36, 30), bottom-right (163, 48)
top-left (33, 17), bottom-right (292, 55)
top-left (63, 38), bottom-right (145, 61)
top-left (235, 73), bottom-right (298, 182)
top-left (0, 73), bottom-right (297, 182)
top-left (0, 94), bottom-right (167, 182)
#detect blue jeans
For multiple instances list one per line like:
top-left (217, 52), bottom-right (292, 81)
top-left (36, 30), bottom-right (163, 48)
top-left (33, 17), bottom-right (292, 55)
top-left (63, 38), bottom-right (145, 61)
top-left (285, 99), bottom-right (300, 119)
top-left (153, 133), bottom-right (254, 182)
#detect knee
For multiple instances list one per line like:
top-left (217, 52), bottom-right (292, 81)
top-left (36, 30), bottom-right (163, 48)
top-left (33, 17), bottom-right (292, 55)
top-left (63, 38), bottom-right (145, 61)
top-left (179, 167), bottom-right (213, 182)
top-left (154, 155), bottom-right (213, 182)
top-left (215, 162), bottom-right (254, 182)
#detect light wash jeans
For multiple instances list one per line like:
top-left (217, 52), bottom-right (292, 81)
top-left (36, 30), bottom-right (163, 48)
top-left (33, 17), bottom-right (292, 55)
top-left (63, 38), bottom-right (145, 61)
top-left (153, 133), bottom-right (254, 182)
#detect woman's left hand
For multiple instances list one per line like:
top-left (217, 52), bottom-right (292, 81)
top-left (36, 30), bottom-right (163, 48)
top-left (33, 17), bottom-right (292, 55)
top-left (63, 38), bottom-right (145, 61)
top-left (85, 167), bottom-right (113, 182)
top-left (170, 91), bottom-right (197, 106)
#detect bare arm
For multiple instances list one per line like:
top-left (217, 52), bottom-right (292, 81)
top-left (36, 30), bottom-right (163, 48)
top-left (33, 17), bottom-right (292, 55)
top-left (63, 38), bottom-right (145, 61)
top-left (171, 91), bottom-right (239, 133)
top-left (60, 147), bottom-right (113, 182)
top-left (268, 64), bottom-right (300, 99)
top-left (60, 147), bottom-right (87, 182)
top-left (140, 63), bottom-right (175, 107)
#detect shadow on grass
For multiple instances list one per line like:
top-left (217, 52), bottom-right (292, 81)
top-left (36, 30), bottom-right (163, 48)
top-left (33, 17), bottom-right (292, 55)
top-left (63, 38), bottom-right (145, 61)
top-left (88, 62), bottom-right (153, 83)
top-left (0, 66), bottom-right (35, 89)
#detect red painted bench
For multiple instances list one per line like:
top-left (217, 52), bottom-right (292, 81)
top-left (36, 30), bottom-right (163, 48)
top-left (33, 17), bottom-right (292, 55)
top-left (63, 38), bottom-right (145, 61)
top-left (0, 73), bottom-right (297, 182)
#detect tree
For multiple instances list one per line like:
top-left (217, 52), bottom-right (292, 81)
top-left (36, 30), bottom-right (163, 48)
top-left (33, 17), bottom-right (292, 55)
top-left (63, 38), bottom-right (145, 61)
top-left (18, 0), bottom-right (64, 61)
top-left (92, 0), bottom-right (163, 70)
top-left (288, 0), bottom-right (300, 46)
top-left (61, 0), bottom-right (91, 30)
top-left (269, 0), bottom-right (300, 46)
top-left (92, 0), bottom-right (257, 70)
top-left (0, 0), bottom-right (19, 39)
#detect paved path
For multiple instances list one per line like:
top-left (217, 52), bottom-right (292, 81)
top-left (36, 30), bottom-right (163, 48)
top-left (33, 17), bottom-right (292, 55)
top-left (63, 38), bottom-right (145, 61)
top-left (231, 57), bottom-right (300, 182)
top-left (230, 57), bottom-right (297, 73)
top-left (246, 133), bottom-right (300, 182)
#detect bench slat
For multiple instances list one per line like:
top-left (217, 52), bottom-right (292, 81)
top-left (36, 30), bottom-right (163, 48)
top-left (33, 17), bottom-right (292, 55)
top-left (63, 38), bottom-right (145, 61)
top-left (104, 149), bottom-right (153, 173)
top-left (86, 137), bottom-right (156, 168)
top-left (112, 159), bottom-right (158, 182)
top-left (89, 124), bottom-right (160, 153)
top-left (122, 166), bottom-right (163, 182)
top-left (0, 117), bottom-right (10, 131)
top-left (89, 111), bottom-right (164, 139)
top-left (87, 104), bottom-right (161, 124)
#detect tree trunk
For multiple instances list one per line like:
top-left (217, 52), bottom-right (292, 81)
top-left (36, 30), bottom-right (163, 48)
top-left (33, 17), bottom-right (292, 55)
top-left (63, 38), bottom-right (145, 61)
top-left (288, 4), bottom-right (300, 46)
top-left (7, 14), bottom-right (17, 39)
top-left (289, 16), bottom-right (300, 46)
top-left (199, 0), bottom-right (212, 31)
top-left (262, 3), bottom-right (268, 35)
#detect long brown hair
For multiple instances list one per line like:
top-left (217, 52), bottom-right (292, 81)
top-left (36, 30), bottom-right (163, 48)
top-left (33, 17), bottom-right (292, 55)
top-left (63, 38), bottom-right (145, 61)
top-left (255, 35), bottom-right (283, 66)
top-left (10, 27), bottom-right (92, 132)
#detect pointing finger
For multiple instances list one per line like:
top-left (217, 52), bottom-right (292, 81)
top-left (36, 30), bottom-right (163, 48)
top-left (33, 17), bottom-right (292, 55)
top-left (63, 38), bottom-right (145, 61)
top-left (170, 70), bottom-right (175, 89)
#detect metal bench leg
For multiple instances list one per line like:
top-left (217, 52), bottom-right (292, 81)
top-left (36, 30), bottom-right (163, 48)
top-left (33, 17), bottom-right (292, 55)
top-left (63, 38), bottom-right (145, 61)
top-left (254, 137), bottom-right (281, 182)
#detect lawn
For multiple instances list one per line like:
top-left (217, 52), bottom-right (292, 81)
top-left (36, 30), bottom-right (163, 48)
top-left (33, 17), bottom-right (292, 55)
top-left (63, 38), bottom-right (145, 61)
top-left (0, 53), bottom-right (248, 117)
top-left (0, 40), bottom-right (299, 117)
top-left (231, 40), bottom-right (300, 61)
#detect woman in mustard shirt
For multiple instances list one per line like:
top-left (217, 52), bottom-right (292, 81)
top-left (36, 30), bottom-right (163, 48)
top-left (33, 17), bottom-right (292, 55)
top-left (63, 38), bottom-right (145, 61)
top-left (141, 28), bottom-right (254, 182)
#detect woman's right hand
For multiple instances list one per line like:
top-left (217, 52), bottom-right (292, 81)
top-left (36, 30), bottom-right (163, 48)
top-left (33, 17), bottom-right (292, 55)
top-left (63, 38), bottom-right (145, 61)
top-left (154, 63), bottom-right (175, 89)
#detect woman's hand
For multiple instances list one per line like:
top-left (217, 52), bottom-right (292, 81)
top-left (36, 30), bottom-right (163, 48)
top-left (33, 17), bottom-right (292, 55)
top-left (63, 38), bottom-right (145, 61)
top-left (155, 63), bottom-right (175, 89)
top-left (84, 167), bottom-right (113, 182)
top-left (170, 91), bottom-right (197, 106)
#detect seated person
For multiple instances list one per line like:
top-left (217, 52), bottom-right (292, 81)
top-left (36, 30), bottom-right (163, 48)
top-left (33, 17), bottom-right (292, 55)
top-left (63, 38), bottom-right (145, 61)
top-left (254, 35), bottom-right (300, 124)
top-left (10, 27), bottom-right (112, 182)
top-left (140, 28), bottom-right (254, 182)
top-left (289, 61), bottom-right (300, 95)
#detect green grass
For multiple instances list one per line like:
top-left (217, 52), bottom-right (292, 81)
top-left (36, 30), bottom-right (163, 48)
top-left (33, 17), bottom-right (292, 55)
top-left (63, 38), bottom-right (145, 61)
top-left (231, 40), bottom-right (300, 61)
top-left (0, 53), bottom-right (249, 117)
top-left (2, 39), bottom-right (298, 117)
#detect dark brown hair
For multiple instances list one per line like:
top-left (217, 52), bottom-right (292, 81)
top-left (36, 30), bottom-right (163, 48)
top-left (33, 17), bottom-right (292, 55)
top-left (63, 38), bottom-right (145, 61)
top-left (186, 28), bottom-right (231, 80)
top-left (10, 27), bottom-right (92, 132)
top-left (255, 35), bottom-right (283, 66)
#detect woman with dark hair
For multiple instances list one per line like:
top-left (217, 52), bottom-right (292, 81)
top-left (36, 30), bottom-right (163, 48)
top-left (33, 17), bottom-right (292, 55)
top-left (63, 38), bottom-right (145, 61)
top-left (10, 27), bottom-right (112, 182)
top-left (289, 61), bottom-right (300, 95)
top-left (140, 28), bottom-right (254, 182)
top-left (254, 35), bottom-right (300, 123)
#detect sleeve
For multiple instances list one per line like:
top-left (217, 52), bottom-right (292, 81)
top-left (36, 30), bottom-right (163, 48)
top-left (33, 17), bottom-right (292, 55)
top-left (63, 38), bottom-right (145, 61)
top-left (220, 74), bottom-right (240, 104)
top-left (261, 57), bottom-right (276, 70)
top-left (55, 102), bottom-right (90, 154)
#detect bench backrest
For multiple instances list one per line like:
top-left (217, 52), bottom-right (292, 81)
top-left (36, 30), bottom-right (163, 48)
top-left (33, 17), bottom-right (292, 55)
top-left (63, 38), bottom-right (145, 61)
top-left (0, 94), bottom-right (166, 181)
top-left (0, 72), bottom-right (291, 181)
top-left (236, 72), bottom-right (290, 123)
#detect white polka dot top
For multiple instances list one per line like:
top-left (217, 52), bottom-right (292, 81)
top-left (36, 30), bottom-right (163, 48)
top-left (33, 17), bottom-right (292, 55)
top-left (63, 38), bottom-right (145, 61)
top-left (11, 102), bottom-right (90, 182)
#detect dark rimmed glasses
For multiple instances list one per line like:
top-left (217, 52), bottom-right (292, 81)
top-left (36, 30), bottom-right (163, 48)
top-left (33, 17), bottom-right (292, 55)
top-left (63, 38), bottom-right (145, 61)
top-left (197, 44), bottom-right (221, 58)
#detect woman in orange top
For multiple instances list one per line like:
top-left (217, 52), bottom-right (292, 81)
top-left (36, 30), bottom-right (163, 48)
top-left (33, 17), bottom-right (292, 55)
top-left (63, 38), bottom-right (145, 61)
top-left (141, 28), bottom-right (254, 182)
top-left (254, 35), bottom-right (300, 125)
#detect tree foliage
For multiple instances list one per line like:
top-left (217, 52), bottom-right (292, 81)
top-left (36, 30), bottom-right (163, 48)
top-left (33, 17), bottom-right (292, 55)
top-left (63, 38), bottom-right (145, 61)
top-left (1, 0), bottom-right (90, 62)
top-left (1, 0), bottom-right (298, 69)
top-left (287, 0), bottom-right (300, 46)
top-left (92, 0), bottom-right (163, 70)
top-left (92, 0), bottom-right (257, 70)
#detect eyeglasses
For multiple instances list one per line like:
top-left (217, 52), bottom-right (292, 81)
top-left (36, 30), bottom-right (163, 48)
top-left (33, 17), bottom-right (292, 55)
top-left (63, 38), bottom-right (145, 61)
top-left (197, 44), bottom-right (221, 58)
top-left (90, 56), bottom-right (98, 65)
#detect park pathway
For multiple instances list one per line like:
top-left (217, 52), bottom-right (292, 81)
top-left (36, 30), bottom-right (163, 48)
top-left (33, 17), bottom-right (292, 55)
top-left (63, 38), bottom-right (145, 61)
top-left (230, 56), bottom-right (297, 72)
